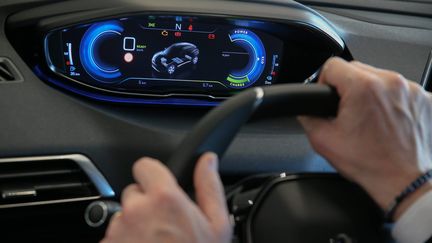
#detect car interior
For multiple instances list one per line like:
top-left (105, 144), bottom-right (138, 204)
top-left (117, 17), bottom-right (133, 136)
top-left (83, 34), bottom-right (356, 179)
top-left (1, 0), bottom-right (432, 242)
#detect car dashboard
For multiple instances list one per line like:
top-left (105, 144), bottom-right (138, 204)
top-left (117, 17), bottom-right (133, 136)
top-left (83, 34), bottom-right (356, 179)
top-left (0, 0), bottom-right (432, 242)
top-left (9, 1), bottom-right (345, 105)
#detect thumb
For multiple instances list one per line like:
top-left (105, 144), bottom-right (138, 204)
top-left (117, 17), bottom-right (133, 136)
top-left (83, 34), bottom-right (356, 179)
top-left (298, 116), bottom-right (335, 154)
top-left (194, 152), bottom-right (231, 236)
top-left (298, 115), bottom-right (332, 135)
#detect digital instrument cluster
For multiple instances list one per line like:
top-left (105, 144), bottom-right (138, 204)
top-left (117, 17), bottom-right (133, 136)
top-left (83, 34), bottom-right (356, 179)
top-left (45, 15), bottom-right (284, 98)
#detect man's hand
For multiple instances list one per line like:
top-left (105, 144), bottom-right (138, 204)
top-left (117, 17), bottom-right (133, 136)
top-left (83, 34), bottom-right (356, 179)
top-left (101, 153), bottom-right (232, 243)
top-left (299, 57), bottom-right (432, 220)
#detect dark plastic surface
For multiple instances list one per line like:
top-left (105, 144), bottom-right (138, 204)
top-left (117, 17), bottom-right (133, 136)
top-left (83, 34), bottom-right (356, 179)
top-left (296, 0), bottom-right (432, 18)
top-left (6, 0), bottom-right (345, 51)
top-left (248, 175), bottom-right (385, 243)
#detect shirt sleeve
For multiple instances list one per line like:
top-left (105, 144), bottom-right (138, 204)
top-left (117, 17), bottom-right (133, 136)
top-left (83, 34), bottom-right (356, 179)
top-left (392, 190), bottom-right (432, 243)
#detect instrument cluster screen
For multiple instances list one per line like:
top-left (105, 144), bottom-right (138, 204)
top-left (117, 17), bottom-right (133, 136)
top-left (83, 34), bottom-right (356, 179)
top-left (45, 15), bottom-right (284, 98)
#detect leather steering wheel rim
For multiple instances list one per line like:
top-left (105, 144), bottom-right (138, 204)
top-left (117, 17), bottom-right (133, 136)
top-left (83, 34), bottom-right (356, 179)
top-left (166, 83), bottom-right (340, 191)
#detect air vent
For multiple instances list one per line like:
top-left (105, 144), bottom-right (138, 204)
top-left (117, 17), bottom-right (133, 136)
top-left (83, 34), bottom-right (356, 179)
top-left (0, 57), bottom-right (23, 83)
top-left (0, 154), bottom-right (114, 208)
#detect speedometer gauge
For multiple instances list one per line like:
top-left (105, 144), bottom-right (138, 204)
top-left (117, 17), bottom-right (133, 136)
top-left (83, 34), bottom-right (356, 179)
top-left (79, 21), bottom-right (124, 83)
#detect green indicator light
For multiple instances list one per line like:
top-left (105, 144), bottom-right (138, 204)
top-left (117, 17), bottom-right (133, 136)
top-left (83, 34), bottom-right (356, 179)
top-left (227, 75), bottom-right (249, 84)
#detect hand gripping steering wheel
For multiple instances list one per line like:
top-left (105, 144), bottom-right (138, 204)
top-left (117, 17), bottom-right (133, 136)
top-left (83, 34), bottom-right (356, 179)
top-left (166, 83), bottom-right (339, 190)
top-left (85, 84), bottom-right (386, 243)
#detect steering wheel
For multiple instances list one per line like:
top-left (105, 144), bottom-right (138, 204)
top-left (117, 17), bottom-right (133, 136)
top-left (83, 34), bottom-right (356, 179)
top-left (166, 83), bottom-right (339, 190)
top-left (85, 84), bottom-right (387, 242)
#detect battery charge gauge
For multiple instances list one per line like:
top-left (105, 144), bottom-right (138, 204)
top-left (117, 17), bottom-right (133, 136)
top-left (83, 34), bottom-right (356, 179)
top-left (265, 54), bottom-right (280, 85)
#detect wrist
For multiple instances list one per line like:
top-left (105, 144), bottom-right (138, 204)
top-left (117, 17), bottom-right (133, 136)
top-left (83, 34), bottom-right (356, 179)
top-left (360, 170), bottom-right (423, 210)
top-left (393, 181), bottom-right (432, 221)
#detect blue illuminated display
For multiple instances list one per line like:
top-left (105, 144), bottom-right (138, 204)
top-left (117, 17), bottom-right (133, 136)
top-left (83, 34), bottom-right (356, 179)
top-left (43, 15), bottom-right (284, 106)
top-left (33, 66), bottom-right (219, 106)
top-left (79, 21), bottom-right (124, 83)
top-left (227, 29), bottom-right (266, 89)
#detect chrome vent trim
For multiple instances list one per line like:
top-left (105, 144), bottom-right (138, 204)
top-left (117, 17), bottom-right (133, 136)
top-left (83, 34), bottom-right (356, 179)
top-left (0, 154), bottom-right (115, 208)
top-left (421, 50), bottom-right (432, 91)
top-left (0, 57), bottom-right (23, 83)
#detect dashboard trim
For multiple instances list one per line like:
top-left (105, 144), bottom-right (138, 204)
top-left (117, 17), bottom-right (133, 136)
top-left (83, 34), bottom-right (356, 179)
top-left (421, 50), bottom-right (432, 90)
top-left (7, 0), bottom-right (345, 50)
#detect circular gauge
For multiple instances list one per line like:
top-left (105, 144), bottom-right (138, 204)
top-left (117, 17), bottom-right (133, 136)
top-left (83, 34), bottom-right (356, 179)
top-left (226, 29), bottom-right (266, 89)
top-left (79, 21), bottom-right (124, 83)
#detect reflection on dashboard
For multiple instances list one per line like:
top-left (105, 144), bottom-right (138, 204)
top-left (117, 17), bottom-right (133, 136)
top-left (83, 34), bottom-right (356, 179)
top-left (45, 15), bottom-right (284, 98)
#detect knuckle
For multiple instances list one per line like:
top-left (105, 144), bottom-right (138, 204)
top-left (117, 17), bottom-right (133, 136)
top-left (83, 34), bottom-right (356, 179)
top-left (358, 74), bottom-right (379, 92)
top-left (350, 60), bottom-right (362, 66)
top-left (387, 71), bottom-right (406, 82)
top-left (408, 82), bottom-right (427, 102)
top-left (122, 198), bottom-right (143, 221)
top-left (324, 57), bottom-right (343, 71)
top-left (386, 72), bottom-right (407, 88)
top-left (153, 187), bottom-right (178, 205)
top-left (409, 82), bottom-right (422, 94)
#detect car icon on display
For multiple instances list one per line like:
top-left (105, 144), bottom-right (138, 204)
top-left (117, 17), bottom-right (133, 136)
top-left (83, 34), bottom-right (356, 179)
top-left (152, 42), bottom-right (199, 75)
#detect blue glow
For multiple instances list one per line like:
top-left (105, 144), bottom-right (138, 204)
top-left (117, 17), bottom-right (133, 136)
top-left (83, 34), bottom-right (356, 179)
top-left (34, 66), bottom-right (219, 107)
top-left (232, 20), bottom-right (266, 29)
top-left (228, 29), bottom-right (266, 88)
top-left (79, 21), bottom-right (123, 83)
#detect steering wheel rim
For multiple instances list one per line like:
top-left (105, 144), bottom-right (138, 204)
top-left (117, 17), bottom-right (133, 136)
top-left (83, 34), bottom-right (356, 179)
top-left (166, 83), bottom-right (340, 191)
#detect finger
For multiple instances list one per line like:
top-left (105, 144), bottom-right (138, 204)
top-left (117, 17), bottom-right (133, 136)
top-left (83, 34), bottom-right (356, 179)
top-left (121, 184), bottom-right (141, 204)
top-left (298, 116), bottom-right (338, 161)
top-left (351, 61), bottom-right (403, 78)
top-left (132, 157), bottom-right (178, 193)
top-left (110, 211), bottom-right (123, 224)
top-left (318, 57), bottom-right (359, 93)
top-left (103, 211), bottom-right (124, 242)
top-left (351, 61), bottom-right (407, 81)
top-left (351, 61), bottom-right (383, 74)
top-left (297, 116), bottom-right (333, 135)
top-left (194, 152), bottom-right (231, 234)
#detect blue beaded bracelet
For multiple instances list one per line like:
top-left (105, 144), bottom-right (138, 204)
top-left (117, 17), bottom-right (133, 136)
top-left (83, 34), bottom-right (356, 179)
top-left (384, 169), bottom-right (432, 222)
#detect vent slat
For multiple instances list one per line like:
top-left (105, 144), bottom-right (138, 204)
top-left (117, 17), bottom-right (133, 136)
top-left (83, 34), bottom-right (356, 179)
top-left (0, 157), bottom-right (100, 207)
top-left (35, 182), bottom-right (90, 191)
top-left (0, 57), bottom-right (21, 83)
top-left (0, 63), bottom-right (15, 81)
top-left (0, 169), bottom-right (80, 180)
